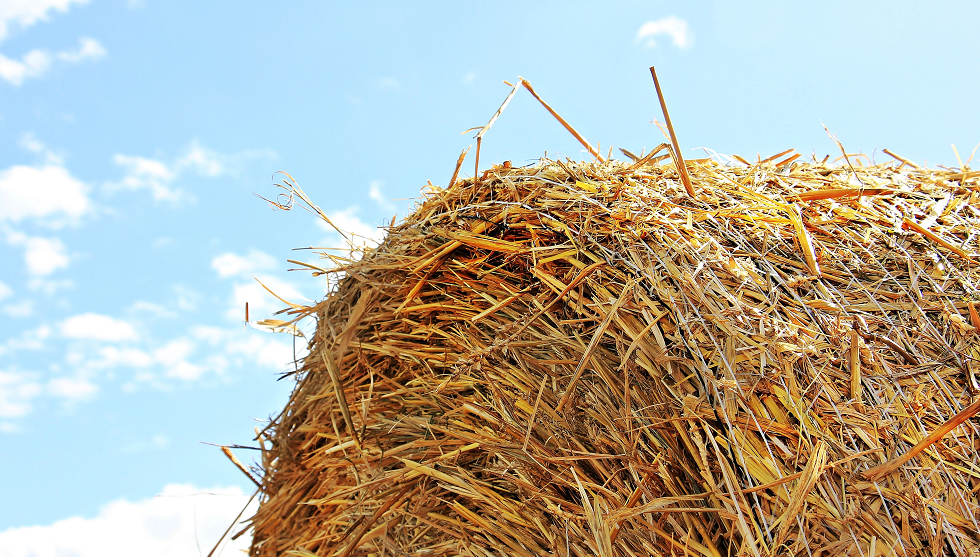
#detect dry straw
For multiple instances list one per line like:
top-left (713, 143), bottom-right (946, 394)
top-left (239, 75), bottom-right (980, 557)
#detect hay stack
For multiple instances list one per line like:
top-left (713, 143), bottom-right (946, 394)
top-left (247, 149), bottom-right (980, 556)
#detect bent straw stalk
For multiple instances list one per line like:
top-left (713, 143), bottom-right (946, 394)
top-left (650, 66), bottom-right (693, 198)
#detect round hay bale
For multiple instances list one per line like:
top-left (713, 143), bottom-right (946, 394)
top-left (248, 155), bottom-right (980, 557)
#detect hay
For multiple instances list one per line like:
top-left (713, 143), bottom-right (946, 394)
top-left (245, 148), bottom-right (980, 556)
top-left (241, 78), bottom-right (980, 555)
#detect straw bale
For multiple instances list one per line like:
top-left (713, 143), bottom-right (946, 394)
top-left (247, 153), bottom-right (980, 557)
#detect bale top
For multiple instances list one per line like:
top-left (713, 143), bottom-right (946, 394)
top-left (248, 152), bottom-right (980, 557)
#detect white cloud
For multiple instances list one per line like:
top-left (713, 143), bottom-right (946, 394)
top-left (0, 0), bottom-right (88, 44)
top-left (107, 141), bottom-right (273, 203)
top-left (129, 301), bottom-right (177, 318)
top-left (87, 324), bottom-right (300, 388)
top-left (27, 276), bottom-right (73, 294)
top-left (172, 284), bottom-right (200, 312)
top-left (23, 236), bottom-right (69, 275)
top-left (19, 133), bottom-right (45, 153)
top-left (0, 37), bottom-right (106, 86)
top-left (368, 181), bottom-right (396, 212)
top-left (93, 345), bottom-right (153, 369)
top-left (108, 154), bottom-right (183, 202)
top-left (0, 1), bottom-right (102, 85)
top-left (4, 231), bottom-right (71, 276)
top-left (377, 76), bottom-right (400, 90)
top-left (189, 325), bottom-right (228, 345)
top-left (61, 312), bottom-right (139, 342)
top-left (0, 280), bottom-right (11, 301)
top-left (234, 335), bottom-right (294, 370)
top-left (3, 325), bottom-right (51, 352)
top-left (0, 164), bottom-right (91, 224)
top-left (636, 16), bottom-right (694, 49)
top-left (0, 275), bottom-right (304, 423)
top-left (211, 249), bottom-right (277, 279)
top-left (2, 300), bottom-right (33, 317)
top-left (0, 483), bottom-right (255, 557)
top-left (316, 206), bottom-right (386, 249)
top-left (192, 325), bottom-right (299, 373)
top-left (84, 337), bottom-right (209, 383)
top-left (0, 48), bottom-right (49, 85)
top-left (226, 274), bottom-right (304, 321)
top-left (121, 434), bottom-right (170, 453)
top-left (57, 36), bottom-right (104, 63)
top-left (0, 370), bottom-right (42, 418)
top-left (177, 141), bottom-right (224, 176)
top-left (47, 375), bottom-right (98, 400)
top-left (19, 132), bottom-right (63, 165)
top-left (163, 359), bottom-right (206, 381)
top-left (0, 367), bottom-right (88, 417)
top-left (153, 337), bottom-right (205, 381)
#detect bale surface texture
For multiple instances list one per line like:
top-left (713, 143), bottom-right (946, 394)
top-left (250, 157), bottom-right (980, 557)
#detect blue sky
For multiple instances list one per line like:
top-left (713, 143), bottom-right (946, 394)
top-left (0, 1), bottom-right (978, 554)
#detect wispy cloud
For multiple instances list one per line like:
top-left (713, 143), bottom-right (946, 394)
top-left (57, 36), bottom-right (104, 63)
top-left (107, 154), bottom-right (182, 202)
top-left (53, 302), bottom-right (301, 391)
top-left (27, 277), bottom-right (72, 294)
top-left (177, 141), bottom-right (226, 176)
top-left (0, 48), bottom-right (49, 86)
top-left (193, 325), bottom-right (297, 371)
top-left (0, 36), bottom-right (105, 86)
top-left (0, 0), bottom-right (89, 44)
top-left (3, 325), bottom-right (51, 352)
top-left (636, 16), bottom-right (694, 49)
top-left (0, 363), bottom-right (95, 424)
top-left (377, 76), bottom-right (400, 90)
top-left (60, 312), bottom-right (140, 342)
top-left (66, 326), bottom-right (269, 391)
top-left (0, 483), bottom-right (255, 557)
top-left (129, 301), bottom-right (176, 318)
top-left (19, 132), bottom-right (63, 165)
top-left (2, 300), bottom-right (34, 318)
top-left (0, 370), bottom-right (43, 419)
top-left (211, 250), bottom-right (278, 279)
top-left (46, 375), bottom-right (98, 401)
top-left (211, 249), bottom-right (306, 328)
top-left (0, 163), bottom-right (92, 225)
top-left (120, 434), bottom-right (170, 453)
top-left (0, 0), bottom-right (103, 85)
top-left (3, 229), bottom-right (72, 277)
top-left (224, 275), bottom-right (305, 322)
top-left (317, 206), bottom-right (386, 249)
top-left (0, 134), bottom-right (89, 283)
top-left (106, 141), bottom-right (275, 203)
top-left (171, 284), bottom-right (200, 312)
top-left (368, 181), bottom-right (396, 213)
top-left (1, 242), bottom-right (303, 426)
top-left (1, 136), bottom-right (82, 280)
top-left (18, 235), bottom-right (70, 275)
top-left (153, 338), bottom-right (205, 381)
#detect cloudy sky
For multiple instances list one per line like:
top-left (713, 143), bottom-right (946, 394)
top-left (1, 1), bottom-right (977, 554)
